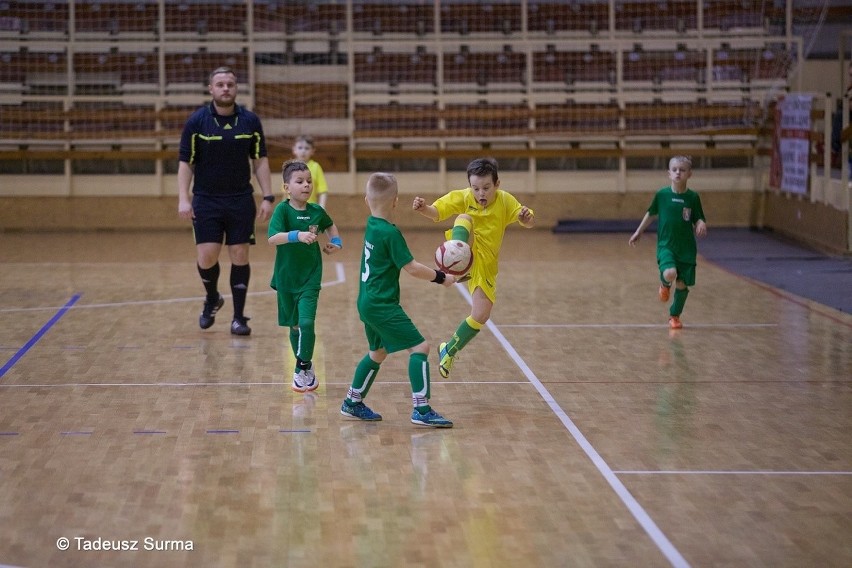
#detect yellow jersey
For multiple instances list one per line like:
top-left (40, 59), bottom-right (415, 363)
top-left (432, 188), bottom-right (530, 302)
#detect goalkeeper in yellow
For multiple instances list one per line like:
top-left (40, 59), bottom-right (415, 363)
top-left (413, 157), bottom-right (535, 378)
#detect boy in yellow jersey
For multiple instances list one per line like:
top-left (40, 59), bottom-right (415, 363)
top-left (289, 135), bottom-right (329, 208)
top-left (413, 157), bottom-right (535, 378)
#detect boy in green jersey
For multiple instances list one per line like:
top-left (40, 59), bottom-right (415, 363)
top-left (268, 160), bottom-right (342, 392)
top-left (341, 172), bottom-right (457, 428)
top-left (629, 156), bottom-right (708, 330)
top-left (413, 157), bottom-right (535, 378)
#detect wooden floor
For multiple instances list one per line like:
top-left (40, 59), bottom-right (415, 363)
top-left (0, 228), bottom-right (850, 568)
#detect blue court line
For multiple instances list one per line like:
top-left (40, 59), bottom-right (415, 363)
top-left (134, 430), bottom-right (167, 435)
top-left (206, 429), bottom-right (239, 434)
top-left (279, 429), bottom-right (311, 433)
top-left (0, 294), bottom-right (81, 381)
top-left (0, 432), bottom-right (20, 436)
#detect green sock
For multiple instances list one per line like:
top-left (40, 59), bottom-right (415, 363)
top-left (451, 225), bottom-right (470, 243)
top-left (409, 352), bottom-right (431, 412)
top-left (670, 288), bottom-right (689, 316)
top-left (295, 320), bottom-right (315, 362)
top-left (346, 354), bottom-right (381, 403)
top-left (289, 328), bottom-right (299, 358)
top-left (445, 317), bottom-right (481, 356)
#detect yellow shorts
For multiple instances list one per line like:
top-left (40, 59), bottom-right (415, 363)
top-left (444, 228), bottom-right (497, 303)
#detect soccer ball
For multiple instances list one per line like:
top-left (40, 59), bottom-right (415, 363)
top-left (435, 240), bottom-right (473, 277)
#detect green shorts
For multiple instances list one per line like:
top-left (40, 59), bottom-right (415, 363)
top-left (360, 306), bottom-right (425, 354)
top-left (657, 249), bottom-right (696, 287)
top-left (277, 288), bottom-right (319, 327)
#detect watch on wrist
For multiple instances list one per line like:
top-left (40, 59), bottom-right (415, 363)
top-left (263, 195), bottom-right (275, 203)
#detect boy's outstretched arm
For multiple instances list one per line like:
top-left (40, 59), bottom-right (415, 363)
top-left (403, 260), bottom-right (456, 288)
top-left (629, 213), bottom-right (654, 246)
top-left (412, 196), bottom-right (440, 221)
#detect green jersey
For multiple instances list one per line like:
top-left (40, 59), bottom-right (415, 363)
top-left (358, 216), bottom-right (414, 320)
top-left (647, 186), bottom-right (706, 264)
top-left (268, 200), bottom-right (334, 293)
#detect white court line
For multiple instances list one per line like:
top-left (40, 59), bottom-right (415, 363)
top-left (0, 380), bottom-right (534, 388)
top-left (501, 323), bottom-right (777, 329)
top-left (454, 285), bottom-right (691, 568)
top-left (616, 470), bottom-right (852, 476)
top-left (0, 262), bottom-right (346, 313)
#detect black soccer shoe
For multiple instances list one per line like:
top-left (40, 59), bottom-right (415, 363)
top-left (199, 294), bottom-right (224, 329)
top-left (230, 316), bottom-right (251, 336)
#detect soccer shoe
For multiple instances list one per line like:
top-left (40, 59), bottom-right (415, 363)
top-left (292, 367), bottom-right (318, 393)
top-left (230, 316), bottom-right (251, 336)
top-left (658, 284), bottom-right (671, 302)
top-left (668, 316), bottom-right (683, 330)
top-left (303, 367), bottom-right (318, 392)
top-left (411, 408), bottom-right (453, 428)
top-left (438, 342), bottom-right (456, 379)
top-left (340, 401), bottom-right (382, 421)
top-left (199, 294), bottom-right (224, 329)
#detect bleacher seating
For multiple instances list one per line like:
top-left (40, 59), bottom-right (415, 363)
top-left (68, 104), bottom-right (155, 138)
top-left (623, 101), bottom-right (764, 133)
top-left (354, 103), bottom-right (440, 138)
top-left (252, 2), bottom-right (346, 34)
top-left (440, 2), bottom-right (521, 35)
top-left (527, 1), bottom-right (608, 34)
top-left (255, 83), bottom-right (348, 119)
top-left (712, 47), bottom-right (792, 84)
top-left (1, 102), bottom-right (66, 139)
top-left (0, 51), bottom-right (26, 84)
top-left (443, 103), bottom-right (529, 136)
top-left (163, 52), bottom-right (249, 90)
top-left (0, 1), bottom-right (801, 169)
top-left (533, 48), bottom-right (615, 85)
top-left (614, 1), bottom-right (698, 33)
top-left (622, 48), bottom-right (706, 85)
top-left (164, 1), bottom-right (246, 35)
top-left (443, 49), bottom-right (526, 87)
top-left (533, 103), bottom-right (620, 133)
top-left (72, 52), bottom-right (160, 91)
top-left (74, 1), bottom-right (159, 35)
top-left (352, 2), bottom-right (435, 35)
top-left (0, 1), bottom-right (68, 34)
top-left (354, 49), bottom-right (437, 87)
top-left (703, 0), bottom-right (764, 31)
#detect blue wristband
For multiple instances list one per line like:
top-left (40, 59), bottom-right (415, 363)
top-left (330, 237), bottom-right (342, 247)
top-left (288, 230), bottom-right (299, 243)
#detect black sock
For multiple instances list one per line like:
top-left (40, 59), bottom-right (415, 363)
top-left (198, 263), bottom-right (220, 301)
top-left (230, 263), bottom-right (250, 319)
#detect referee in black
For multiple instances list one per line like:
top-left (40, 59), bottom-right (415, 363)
top-left (177, 66), bottom-right (274, 336)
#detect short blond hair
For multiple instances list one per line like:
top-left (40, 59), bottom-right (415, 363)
top-left (366, 172), bottom-right (398, 203)
top-left (669, 155), bottom-right (692, 170)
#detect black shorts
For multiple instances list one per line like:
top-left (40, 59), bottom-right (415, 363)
top-left (192, 193), bottom-right (257, 245)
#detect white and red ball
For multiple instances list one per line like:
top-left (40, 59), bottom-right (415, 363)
top-left (435, 240), bottom-right (473, 277)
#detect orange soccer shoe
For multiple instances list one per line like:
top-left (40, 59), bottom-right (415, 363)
top-left (668, 316), bottom-right (683, 330)
top-left (658, 284), bottom-right (671, 302)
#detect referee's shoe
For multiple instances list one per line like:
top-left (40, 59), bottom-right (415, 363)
top-left (231, 316), bottom-right (251, 336)
top-left (199, 294), bottom-right (224, 329)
